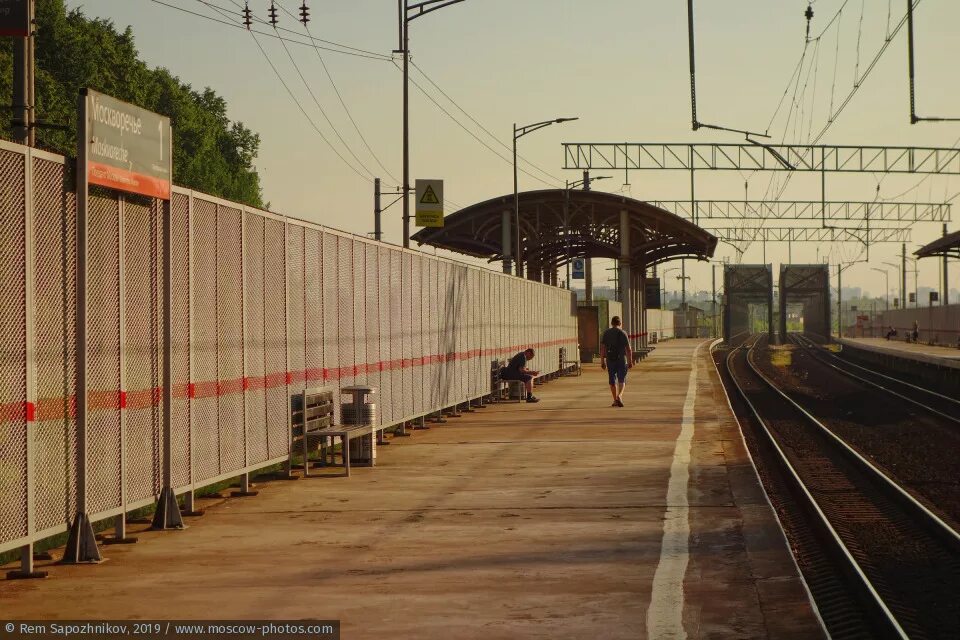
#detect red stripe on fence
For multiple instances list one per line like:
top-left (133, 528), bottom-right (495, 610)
top-left (1, 337), bottom-right (579, 423)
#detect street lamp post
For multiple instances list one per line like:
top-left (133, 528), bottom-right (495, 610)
top-left (563, 174), bottom-right (610, 287)
top-left (871, 267), bottom-right (890, 312)
top-left (882, 261), bottom-right (901, 308)
top-left (398, 0), bottom-right (468, 248)
top-left (513, 117), bottom-right (578, 276)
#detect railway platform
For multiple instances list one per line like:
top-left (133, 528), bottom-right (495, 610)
top-left (837, 337), bottom-right (960, 367)
top-left (1, 339), bottom-right (820, 639)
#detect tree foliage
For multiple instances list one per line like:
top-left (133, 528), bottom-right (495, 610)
top-left (0, 0), bottom-right (264, 207)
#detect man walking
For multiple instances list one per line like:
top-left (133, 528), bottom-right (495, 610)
top-left (600, 316), bottom-right (633, 407)
top-left (502, 347), bottom-right (541, 403)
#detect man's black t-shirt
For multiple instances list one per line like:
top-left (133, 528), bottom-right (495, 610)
top-left (601, 327), bottom-right (630, 364)
top-left (505, 351), bottom-right (527, 375)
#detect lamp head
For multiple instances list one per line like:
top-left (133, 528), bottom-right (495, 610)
top-left (555, 117), bottom-right (579, 123)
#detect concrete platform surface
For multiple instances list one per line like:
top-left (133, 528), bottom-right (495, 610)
top-left (838, 337), bottom-right (960, 367)
top-left (1, 339), bottom-right (821, 639)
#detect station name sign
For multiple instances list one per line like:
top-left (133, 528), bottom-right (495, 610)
top-left (0, 0), bottom-right (29, 37)
top-left (82, 88), bottom-right (172, 200)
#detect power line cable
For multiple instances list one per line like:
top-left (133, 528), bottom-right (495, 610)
top-left (214, 0), bottom-right (389, 59)
top-left (249, 30), bottom-right (372, 182)
top-left (811, 0), bottom-right (924, 143)
top-left (394, 60), bottom-right (558, 189)
top-left (267, 13), bottom-right (379, 181)
top-left (150, 1), bottom-right (392, 60)
top-left (272, 0), bottom-right (400, 184)
top-left (409, 60), bottom-right (564, 186)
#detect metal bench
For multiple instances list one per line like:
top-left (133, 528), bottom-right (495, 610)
top-left (559, 346), bottom-right (581, 376)
top-left (292, 386), bottom-right (377, 478)
top-left (632, 346), bottom-right (655, 363)
top-left (490, 360), bottom-right (538, 402)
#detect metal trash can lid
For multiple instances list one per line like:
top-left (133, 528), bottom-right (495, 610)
top-left (341, 385), bottom-right (377, 394)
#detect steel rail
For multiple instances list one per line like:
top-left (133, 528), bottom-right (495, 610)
top-left (752, 335), bottom-right (960, 548)
top-left (723, 336), bottom-right (909, 639)
top-left (791, 333), bottom-right (960, 424)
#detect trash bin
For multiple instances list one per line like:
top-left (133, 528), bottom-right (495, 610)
top-left (341, 385), bottom-right (377, 465)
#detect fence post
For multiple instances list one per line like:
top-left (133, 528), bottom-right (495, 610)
top-left (151, 186), bottom-right (184, 529)
top-left (8, 146), bottom-right (46, 579)
top-left (62, 89), bottom-right (101, 563)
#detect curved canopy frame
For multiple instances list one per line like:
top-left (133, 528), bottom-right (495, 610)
top-left (411, 189), bottom-right (717, 273)
top-left (915, 229), bottom-right (960, 260)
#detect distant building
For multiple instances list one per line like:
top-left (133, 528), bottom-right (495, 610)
top-left (674, 303), bottom-right (708, 338)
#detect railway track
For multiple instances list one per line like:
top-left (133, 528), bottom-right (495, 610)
top-left (789, 332), bottom-right (960, 426)
top-left (718, 335), bottom-right (960, 639)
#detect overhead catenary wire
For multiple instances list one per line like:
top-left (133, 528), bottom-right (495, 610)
top-left (394, 61), bottom-right (559, 189)
top-left (249, 30), bottom-right (373, 182)
top-left (409, 60), bottom-right (564, 187)
top-left (277, 1), bottom-right (400, 184)
top-left (217, 0), bottom-right (400, 184)
top-left (212, 0), bottom-right (390, 59)
top-left (150, 0), bottom-right (393, 60)
top-left (267, 10), bottom-right (380, 182)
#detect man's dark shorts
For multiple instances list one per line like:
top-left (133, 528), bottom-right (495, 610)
top-left (607, 360), bottom-right (628, 385)
top-left (502, 370), bottom-right (533, 383)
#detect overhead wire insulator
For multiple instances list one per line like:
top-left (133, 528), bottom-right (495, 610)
top-left (242, 2), bottom-right (252, 30)
top-left (299, 2), bottom-right (310, 25)
top-left (268, 1), bottom-right (278, 26)
top-left (804, 4), bottom-right (814, 41)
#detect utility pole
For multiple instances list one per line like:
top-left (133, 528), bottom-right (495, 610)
top-left (681, 259), bottom-right (687, 308)
top-left (397, 1), bottom-right (468, 248)
top-left (373, 178), bottom-right (382, 242)
top-left (943, 223), bottom-right (950, 307)
top-left (837, 265), bottom-right (842, 338)
top-left (902, 243), bottom-right (907, 309)
top-left (711, 263), bottom-right (717, 338)
top-left (11, 0), bottom-right (35, 146)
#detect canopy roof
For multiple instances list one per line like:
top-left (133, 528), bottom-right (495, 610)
top-left (411, 189), bottom-right (717, 270)
top-left (915, 229), bottom-right (960, 259)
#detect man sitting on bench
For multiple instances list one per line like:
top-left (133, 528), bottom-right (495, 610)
top-left (502, 347), bottom-right (540, 403)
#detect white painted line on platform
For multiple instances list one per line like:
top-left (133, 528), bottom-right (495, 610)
top-left (646, 342), bottom-right (700, 639)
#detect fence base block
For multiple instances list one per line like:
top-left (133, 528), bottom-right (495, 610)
top-left (6, 569), bottom-right (48, 580)
top-left (150, 487), bottom-right (185, 530)
top-left (60, 513), bottom-right (102, 564)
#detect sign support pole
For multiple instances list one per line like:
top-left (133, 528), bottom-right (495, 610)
top-left (62, 89), bottom-right (101, 564)
top-left (152, 128), bottom-right (184, 530)
top-left (10, 0), bottom-right (34, 145)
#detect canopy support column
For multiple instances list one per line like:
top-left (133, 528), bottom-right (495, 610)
top-left (619, 209), bottom-right (632, 339)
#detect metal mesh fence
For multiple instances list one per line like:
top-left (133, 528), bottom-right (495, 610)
top-left (286, 225), bottom-right (305, 397)
top-left (86, 190), bottom-right (122, 516)
top-left (32, 156), bottom-right (76, 533)
top-left (123, 196), bottom-right (163, 505)
top-left (190, 198), bottom-right (219, 482)
top-left (365, 244), bottom-right (381, 424)
top-left (321, 232), bottom-right (340, 411)
top-left (389, 249), bottom-right (402, 422)
top-left (408, 253), bottom-right (421, 418)
top-left (377, 246), bottom-right (392, 425)
top-left (170, 192), bottom-right (191, 488)
top-left (263, 217), bottom-right (287, 461)
top-left (217, 205), bottom-right (245, 474)
top-left (0, 148), bottom-right (28, 544)
top-left (1, 139), bottom-right (579, 554)
top-left (244, 213), bottom-right (268, 466)
top-left (304, 229), bottom-right (323, 388)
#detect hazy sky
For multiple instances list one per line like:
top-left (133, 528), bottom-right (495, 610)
top-left (67, 0), bottom-right (960, 300)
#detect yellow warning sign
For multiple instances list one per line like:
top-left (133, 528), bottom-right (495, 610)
top-left (415, 179), bottom-right (444, 228)
top-left (420, 185), bottom-right (440, 205)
